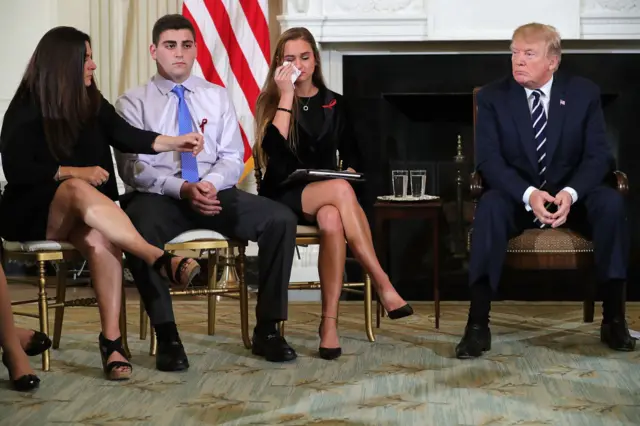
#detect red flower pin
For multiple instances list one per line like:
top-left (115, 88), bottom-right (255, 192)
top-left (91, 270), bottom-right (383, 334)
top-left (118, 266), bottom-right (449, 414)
top-left (322, 99), bottom-right (337, 109)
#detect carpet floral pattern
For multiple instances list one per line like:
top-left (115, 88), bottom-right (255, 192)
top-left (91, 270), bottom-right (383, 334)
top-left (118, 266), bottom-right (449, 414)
top-left (1, 301), bottom-right (640, 425)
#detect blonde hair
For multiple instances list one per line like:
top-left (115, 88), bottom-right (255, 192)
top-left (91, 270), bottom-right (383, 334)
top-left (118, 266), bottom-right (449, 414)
top-left (512, 23), bottom-right (562, 68)
top-left (253, 27), bottom-right (327, 170)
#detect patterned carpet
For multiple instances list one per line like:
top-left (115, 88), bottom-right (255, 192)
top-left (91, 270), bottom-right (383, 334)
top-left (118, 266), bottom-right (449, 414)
top-left (1, 299), bottom-right (640, 426)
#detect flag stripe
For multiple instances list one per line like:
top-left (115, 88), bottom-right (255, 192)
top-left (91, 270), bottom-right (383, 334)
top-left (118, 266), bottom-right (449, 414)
top-left (182, 4), bottom-right (223, 87)
top-left (222, 0), bottom-right (270, 86)
top-left (204, 0), bottom-right (261, 115)
top-left (183, 0), bottom-right (270, 176)
top-left (186, 1), bottom-right (258, 162)
top-left (239, 0), bottom-right (271, 62)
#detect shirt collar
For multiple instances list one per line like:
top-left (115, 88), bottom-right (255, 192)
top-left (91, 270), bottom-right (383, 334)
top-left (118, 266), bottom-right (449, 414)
top-left (524, 75), bottom-right (553, 100)
top-left (152, 73), bottom-right (198, 96)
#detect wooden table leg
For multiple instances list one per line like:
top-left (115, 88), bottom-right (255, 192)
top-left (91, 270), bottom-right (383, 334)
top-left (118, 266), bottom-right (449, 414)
top-left (433, 214), bottom-right (440, 329)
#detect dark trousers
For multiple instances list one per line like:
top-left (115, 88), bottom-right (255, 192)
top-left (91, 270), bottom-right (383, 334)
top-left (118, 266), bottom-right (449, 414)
top-left (468, 186), bottom-right (629, 316)
top-left (121, 187), bottom-right (298, 326)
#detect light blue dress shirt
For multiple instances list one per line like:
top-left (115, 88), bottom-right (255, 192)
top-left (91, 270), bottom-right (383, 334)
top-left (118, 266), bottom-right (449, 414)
top-left (115, 74), bottom-right (244, 199)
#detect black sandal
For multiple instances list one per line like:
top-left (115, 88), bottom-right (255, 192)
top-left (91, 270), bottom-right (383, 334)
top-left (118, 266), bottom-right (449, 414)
top-left (153, 252), bottom-right (201, 290)
top-left (98, 333), bottom-right (132, 381)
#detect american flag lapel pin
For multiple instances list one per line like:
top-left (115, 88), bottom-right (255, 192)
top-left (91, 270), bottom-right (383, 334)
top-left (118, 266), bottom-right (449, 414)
top-left (560, 99), bottom-right (566, 106)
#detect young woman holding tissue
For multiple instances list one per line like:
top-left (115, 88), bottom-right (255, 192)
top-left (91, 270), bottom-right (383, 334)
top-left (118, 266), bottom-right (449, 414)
top-left (254, 27), bottom-right (413, 361)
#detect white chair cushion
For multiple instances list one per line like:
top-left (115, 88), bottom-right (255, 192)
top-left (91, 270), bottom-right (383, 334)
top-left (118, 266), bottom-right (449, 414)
top-left (3, 240), bottom-right (75, 252)
top-left (296, 225), bottom-right (319, 236)
top-left (167, 229), bottom-right (229, 244)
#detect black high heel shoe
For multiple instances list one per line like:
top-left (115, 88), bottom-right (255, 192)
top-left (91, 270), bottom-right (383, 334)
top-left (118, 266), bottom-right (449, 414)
top-left (98, 333), bottom-right (132, 381)
top-left (387, 304), bottom-right (414, 320)
top-left (23, 330), bottom-right (52, 357)
top-left (318, 316), bottom-right (342, 360)
top-left (2, 352), bottom-right (40, 391)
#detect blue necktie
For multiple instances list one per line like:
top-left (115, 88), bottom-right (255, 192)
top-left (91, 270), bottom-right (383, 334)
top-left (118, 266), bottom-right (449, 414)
top-left (531, 89), bottom-right (550, 228)
top-left (172, 85), bottom-right (199, 183)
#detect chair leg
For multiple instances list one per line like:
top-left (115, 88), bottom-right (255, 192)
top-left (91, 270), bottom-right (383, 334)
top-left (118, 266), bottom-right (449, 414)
top-left (120, 286), bottom-right (131, 359)
top-left (52, 262), bottom-right (68, 349)
top-left (375, 289), bottom-right (383, 329)
top-left (208, 250), bottom-right (218, 336)
top-left (583, 273), bottom-right (596, 323)
top-left (139, 300), bottom-right (147, 340)
top-left (237, 246), bottom-right (251, 349)
top-left (364, 273), bottom-right (375, 342)
top-left (37, 260), bottom-right (51, 372)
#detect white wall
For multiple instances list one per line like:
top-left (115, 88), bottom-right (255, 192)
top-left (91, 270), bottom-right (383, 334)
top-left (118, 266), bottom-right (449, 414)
top-left (0, 1), bottom-right (56, 129)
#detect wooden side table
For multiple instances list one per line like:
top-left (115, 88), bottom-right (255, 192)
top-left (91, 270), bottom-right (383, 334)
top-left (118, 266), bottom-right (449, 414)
top-left (373, 199), bottom-right (443, 328)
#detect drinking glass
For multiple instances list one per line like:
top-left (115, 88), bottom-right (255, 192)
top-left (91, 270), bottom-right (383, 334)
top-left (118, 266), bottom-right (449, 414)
top-left (391, 170), bottom-right (408, 197)
top-left (410, 170), bottom-right (427, 198)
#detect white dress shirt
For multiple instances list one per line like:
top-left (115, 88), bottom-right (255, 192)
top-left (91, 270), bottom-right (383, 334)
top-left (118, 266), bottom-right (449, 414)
top-left (521, 75), bottom-right (578, 211)
top-left (114, 74), bottom-right (244, 199)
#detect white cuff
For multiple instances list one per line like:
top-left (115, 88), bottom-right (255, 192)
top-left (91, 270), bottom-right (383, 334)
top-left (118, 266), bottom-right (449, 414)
top-left (522, 186), bottom-right (537, 212)
top-left (163, 176), bottom-right (187, 200)
top-left (562, 187), bottom-right (578, 204)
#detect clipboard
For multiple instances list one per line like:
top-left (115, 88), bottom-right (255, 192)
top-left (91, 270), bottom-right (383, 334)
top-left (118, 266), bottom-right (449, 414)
top-left (280, 169), bottom-right (365, 187)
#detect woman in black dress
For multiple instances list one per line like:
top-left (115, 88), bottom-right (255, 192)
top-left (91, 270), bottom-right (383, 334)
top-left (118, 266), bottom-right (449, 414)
top-left (254, 27), bottom-right (413, 360)
top-left (0, 27), bottom-right (204, 381)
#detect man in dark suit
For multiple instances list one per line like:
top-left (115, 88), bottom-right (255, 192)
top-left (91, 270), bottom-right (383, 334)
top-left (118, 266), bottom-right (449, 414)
top-left (457, 22), bottom-right (635, 359)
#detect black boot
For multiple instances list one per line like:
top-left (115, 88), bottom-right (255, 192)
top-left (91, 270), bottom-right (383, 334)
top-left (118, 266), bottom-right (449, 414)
top-left (456, 279), bottom-right (492, 359)
top-left (154, 322), bottom-right (189, 372)
top-left (600, 280), bottom-right (636, 351)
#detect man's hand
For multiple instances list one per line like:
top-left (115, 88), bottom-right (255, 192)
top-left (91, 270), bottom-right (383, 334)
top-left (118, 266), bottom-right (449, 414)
top-left (529, 189), bottom-right (555, 225)
top-left (550, 190), bottom-right (572, 228)
top-left (196, 181), bottom-right (218, 199)
top-left (180, 182), bottom-right (221, 216)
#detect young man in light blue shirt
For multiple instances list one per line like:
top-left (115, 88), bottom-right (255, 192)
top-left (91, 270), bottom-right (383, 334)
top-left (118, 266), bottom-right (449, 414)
top-left (115, 14), bottom-right (299, 370)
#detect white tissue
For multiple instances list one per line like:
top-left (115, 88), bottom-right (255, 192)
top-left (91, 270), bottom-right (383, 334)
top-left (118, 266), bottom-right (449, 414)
top-left (282, 61), bottom-right (302, 85)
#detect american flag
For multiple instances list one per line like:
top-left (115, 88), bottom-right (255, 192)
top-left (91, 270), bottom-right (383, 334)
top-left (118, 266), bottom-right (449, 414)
top-left (182, 0), bottom-right (270, 181)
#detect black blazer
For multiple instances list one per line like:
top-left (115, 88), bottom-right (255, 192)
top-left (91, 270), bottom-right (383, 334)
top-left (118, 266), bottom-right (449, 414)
top-left (258, 89), bottom-right (361, 199)
top-left (475, 73), bottom-right (614, 204)
top-left (0, 90), bottom-right (159, 241)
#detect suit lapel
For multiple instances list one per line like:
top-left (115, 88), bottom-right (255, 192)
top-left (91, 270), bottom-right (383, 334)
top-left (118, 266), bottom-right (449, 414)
top-left (509, 79), bottom-right (538, 173)
top-left (545, 74), bottom-right (567, 167)
top-left (316, 89), bottom-right (336, 142)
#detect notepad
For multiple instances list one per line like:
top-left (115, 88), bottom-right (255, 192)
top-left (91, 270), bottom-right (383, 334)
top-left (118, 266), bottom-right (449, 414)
top-left (280, 169), bottom-right (365, 186)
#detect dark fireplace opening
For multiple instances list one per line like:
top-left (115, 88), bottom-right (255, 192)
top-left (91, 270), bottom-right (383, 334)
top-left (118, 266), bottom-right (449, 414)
top-left (343, 52), bottom-right (640, 301)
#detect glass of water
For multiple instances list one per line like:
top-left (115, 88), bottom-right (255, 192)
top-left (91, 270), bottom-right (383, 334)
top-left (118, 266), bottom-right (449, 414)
top-left (410, 170), bottom-right (426, 198)
top-left (391, 170), bottom-right (408, 197)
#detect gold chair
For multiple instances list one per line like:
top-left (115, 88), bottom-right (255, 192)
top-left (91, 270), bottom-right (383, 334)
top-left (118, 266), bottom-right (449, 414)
top-left (139, 229), bottom-right (251, 353)
top-left (253, 154), bottom-right (375, 343)
top-left (4, 240), bottom-right (130, 371)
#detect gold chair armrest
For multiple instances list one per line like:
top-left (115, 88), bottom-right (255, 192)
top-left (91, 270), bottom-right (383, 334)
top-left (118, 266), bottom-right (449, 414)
top-left (611, 170), bottom-right (629, 196)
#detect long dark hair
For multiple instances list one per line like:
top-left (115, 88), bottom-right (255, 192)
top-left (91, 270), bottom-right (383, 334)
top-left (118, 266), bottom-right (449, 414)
top-left (253, 27), bottom-right (327, 169)
top-left (15, 26), bottom-right (101, 159)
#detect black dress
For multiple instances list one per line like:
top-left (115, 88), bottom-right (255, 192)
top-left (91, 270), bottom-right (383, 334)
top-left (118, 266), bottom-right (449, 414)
top-left (0, 91), bottom-right (160, 241)
top-left (258, 89), bottom-right (361, 223)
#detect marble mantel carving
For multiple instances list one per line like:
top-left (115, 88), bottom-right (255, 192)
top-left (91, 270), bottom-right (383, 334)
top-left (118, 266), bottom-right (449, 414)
top-left (278, 0), bottom-right (640, 41)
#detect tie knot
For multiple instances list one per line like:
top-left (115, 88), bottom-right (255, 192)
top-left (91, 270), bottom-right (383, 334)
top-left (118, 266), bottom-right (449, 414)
top-left (172, 85), bottom-right (185, 99)
top-left (532, 89), bottom-right (543, 100)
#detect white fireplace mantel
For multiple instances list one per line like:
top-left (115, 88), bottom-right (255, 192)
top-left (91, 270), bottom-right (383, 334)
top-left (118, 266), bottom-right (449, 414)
top-left (279, 0), bottom-right (640, 42)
